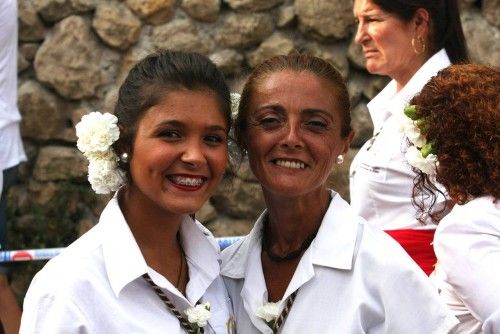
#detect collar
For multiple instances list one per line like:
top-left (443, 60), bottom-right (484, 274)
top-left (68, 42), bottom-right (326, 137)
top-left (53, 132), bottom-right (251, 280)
top-left (102, 194), bottom-right (221, 301)
top-left (367, 49), bottom-right (451, 132)
top-left (220, 190), bottom-right (362, 278)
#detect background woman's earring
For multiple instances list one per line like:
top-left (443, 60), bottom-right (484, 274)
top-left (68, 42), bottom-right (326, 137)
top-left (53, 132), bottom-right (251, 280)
top-left (120, 153), bottom-right (129, 163)
top-left (336, 155), bottom-right (344, 164)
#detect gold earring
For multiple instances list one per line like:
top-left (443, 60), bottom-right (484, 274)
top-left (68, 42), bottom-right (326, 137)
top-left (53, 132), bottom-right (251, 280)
top-left (411, 37), bottom-right (426, 55)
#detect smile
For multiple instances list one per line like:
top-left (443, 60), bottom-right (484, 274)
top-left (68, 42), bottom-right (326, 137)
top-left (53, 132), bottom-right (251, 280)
top-left (168, 175), bottom-right (206, 187)
top-left (274, 159), bottom-right (306, 169)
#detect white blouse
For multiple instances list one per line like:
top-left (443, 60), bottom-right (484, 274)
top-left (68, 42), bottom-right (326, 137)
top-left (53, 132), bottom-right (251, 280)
top-left (221, 191), bottom-right (458, 333)
top-left (349, 49), bottom-right (451, 230)
top-left (20, 194), bottom-right (233, 333)
top-left (431, 196), bottom-right (500, 333)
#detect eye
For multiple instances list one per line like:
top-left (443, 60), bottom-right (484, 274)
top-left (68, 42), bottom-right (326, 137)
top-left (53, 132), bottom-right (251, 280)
top-left (159, 130), bottom-right (181, 140)
top-left (306, 120), bottom-right (328, 128)
top-left (204, 134), bottom-right (226, 145)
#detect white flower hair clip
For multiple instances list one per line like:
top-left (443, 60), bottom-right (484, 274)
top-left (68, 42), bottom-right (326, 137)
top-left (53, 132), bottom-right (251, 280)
top-left (401, 105), bottom-right (438, 175)
top-left (75, 111), bottom-right (125, 194)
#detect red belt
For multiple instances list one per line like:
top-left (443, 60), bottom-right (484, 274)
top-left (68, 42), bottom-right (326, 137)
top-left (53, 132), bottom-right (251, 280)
top-left (385, 229), bottom-right (436, 276)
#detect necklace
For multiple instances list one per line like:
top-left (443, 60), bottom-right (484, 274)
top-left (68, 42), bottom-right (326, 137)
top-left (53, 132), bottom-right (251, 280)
top-left (262, 216), bottom-right (320, 262)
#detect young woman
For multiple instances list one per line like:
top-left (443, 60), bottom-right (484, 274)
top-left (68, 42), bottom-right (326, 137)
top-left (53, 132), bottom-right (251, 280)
top-left (405, 64), bottom-right (499, 333)
top-left (20, 51), bottom-right (234, 333)
top-left (221, 53), bottom-right (458, 333)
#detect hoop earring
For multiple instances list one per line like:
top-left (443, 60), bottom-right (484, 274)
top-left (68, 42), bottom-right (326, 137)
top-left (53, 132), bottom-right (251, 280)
top-left (120, 153), bottom-right (129, 163)
top-left (411, 37), bottom-right (426, 55)
top-left (336, 155), bottom-right (344, 164)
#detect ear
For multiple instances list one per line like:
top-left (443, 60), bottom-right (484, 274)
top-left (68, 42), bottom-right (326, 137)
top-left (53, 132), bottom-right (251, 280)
top-left (341, 130), bottom-right (356, 155)
top-left (413, 8), bottom-right (430, 37)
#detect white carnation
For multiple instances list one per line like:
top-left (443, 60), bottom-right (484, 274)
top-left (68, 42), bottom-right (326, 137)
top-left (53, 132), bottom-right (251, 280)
top-left (76, 112), bottom-right (120, 154)
top-left (185, 302), bottom-right (211, 327)
top-left (402, 120), bottom-right (426, 147)
top-left (405, 146), bottom-right (437, 175)
top-left (88, 156), bottom-right (125, 194)
top-left (256, 301), bottom-right (280, 323)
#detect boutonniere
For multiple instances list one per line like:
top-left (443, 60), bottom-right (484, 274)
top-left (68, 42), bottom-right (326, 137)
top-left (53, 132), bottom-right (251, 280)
top-left (256, 301), bottom-right (281, 330)
top-left (185, 302), bottom-right (211, 333)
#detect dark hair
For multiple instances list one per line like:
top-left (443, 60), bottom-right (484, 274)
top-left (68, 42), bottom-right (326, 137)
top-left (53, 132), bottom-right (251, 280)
top-left (372, 0), bottom-right (469, 64)
top-left (113, 50), bottom-right (231, 169)
top-left (235, 53), bottom-right (352, 149)
top-left (410, 64), bottom-right (499, 222)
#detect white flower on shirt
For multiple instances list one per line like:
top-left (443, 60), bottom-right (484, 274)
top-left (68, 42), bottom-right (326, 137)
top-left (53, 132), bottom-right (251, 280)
top-left (185, 302), bottom-right (211, 329)
top-left (256, 301), bottom-right (280, 328)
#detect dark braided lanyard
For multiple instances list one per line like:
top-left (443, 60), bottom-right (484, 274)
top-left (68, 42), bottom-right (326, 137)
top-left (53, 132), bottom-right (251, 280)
top-left (272, 289), bottom-right (298, 334)
top-left (142, 273), bottom-right (204, 334)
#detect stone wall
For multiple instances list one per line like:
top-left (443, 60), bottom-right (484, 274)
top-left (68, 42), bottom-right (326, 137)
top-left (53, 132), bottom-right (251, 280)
top-left (8, 0), bottom-right (500, 299)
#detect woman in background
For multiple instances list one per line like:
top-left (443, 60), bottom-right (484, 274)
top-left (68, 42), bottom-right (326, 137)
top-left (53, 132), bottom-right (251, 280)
top-left (405, 64), bottom-right (499, 333)
top-left (20, 50), bottom-right (234, 333)
top-left (350, 0), bottom-right (469, 275)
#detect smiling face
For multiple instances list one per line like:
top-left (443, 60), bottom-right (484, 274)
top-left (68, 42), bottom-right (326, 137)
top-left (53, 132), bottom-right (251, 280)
top-left (244, 70), bottom-right (353, 198)
top-left (353, 0), bottom-right (425, 85)
top-left (127, 88), bottom-right (228, 216)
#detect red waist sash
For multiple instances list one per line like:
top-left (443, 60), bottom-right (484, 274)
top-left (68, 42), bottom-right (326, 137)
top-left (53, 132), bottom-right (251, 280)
top-left (385, 229), bottom-right (436, 276)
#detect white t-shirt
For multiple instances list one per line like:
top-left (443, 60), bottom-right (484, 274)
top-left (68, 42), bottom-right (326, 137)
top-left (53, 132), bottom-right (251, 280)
top-left (0, 0), bottom-right (26, 171)
top-left (349, 49), bottom-right (451, 230)
top-left (20, 194), bottom-right (233, 333)
top-left (431, 196), bottom-right (500, 334)
top-left (221, 191), bottom-right (458, 333)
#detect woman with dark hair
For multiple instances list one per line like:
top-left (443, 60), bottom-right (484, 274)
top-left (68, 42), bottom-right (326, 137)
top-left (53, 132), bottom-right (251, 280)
top-left (350, 0), bottom-right (469, 275)
top-left (404, 64), bottom-right (499, 333)
top-left (20, 50), bottom-right (234, 333)
top-left (221, 53), bottom-right (457, 333)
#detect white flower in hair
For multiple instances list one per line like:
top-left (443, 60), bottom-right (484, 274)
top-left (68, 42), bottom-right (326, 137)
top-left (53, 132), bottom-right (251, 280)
top-left (75, 111), bottom-right (125, 194)
top-left (76, 112), bottom-right (120, 154)
top-left (185, 302), bottom-right (211, 328)
top-left (405, 146), bottom-right (438, 175)
top-left (230, 92), bottom-right (241, 120)
top-left (399, 116), bottom-right (426, 147)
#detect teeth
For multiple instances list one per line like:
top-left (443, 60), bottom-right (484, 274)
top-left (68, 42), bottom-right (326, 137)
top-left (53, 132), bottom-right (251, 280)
top-left (170, 176), bottom-right (204, 186)
top-left (275, 160), bottom-right (305, 169)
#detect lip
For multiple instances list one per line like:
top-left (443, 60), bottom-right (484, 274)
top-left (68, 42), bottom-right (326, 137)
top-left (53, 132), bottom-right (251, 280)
top-left (363, 49), bottom-right (378, 58)
top-left (167, 174), bottom-right (208, 192)
top-left (271, 158), bottom-right (308, 170)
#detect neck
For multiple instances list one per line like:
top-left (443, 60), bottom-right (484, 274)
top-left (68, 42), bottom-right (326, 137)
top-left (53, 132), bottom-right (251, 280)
top-left (394, 54), bottom-right (429, 92)
top-left (263, 188), bottom-right (330, 252)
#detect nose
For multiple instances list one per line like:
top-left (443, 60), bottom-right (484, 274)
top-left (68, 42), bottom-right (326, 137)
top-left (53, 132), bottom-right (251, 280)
top-left (280, 122), bottom-right (303, 150)
top-left (181, 140), bottom-right (205, 167)
top-left (354, 21), bottom-right (366, 45)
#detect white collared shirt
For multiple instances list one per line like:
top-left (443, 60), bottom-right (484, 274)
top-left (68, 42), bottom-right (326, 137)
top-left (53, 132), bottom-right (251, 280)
top-left (20, 194), bottom-right (233, 333)
top-left (431, 196), bottom-right (500, 334)
top-left (349, 49), bottom-right (451, 230)
top-left (221, 191), bottom-right (458, 333)
top-left (0, 0), bottom-right (26, 171)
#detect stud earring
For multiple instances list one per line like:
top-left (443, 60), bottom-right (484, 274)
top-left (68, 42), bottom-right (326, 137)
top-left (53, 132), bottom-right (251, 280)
top-left (120, 153), bottom-right (129, 163)
top-left (336, 155), bottom-right (344, 164)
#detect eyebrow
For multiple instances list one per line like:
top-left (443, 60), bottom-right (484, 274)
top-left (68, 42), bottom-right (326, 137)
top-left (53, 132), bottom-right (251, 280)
top-left (156, 120), bottom-right (227, 132)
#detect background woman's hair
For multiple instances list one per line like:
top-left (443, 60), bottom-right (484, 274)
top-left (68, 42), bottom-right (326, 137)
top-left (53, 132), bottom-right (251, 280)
top-left (112, 50), bottom-right (233, 175)
top-left (235, 52), bottom-right (352, 150)
top-left (372, 0), bottom-right (469, 64)
top-left (410, 63), bottom-right (499, 221)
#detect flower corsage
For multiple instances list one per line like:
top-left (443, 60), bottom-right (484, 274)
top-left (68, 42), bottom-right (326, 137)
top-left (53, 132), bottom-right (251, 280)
top-left (256, 301), bottom-right (281, 330)
top-left (75, 111), bottom-right (125, 194)
top-left (185, 302), bottom-right (211, 333)
top-left (401, 105), bottom-right (438, 175)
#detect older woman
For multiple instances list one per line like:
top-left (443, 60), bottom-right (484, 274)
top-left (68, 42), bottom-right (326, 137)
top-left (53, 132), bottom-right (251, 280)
top-left (349, 0), bottom-right (469, 275)
top-left (221, 53), bottom-right (457, 333)
top-left (405, 64), bottom-right (500, 333)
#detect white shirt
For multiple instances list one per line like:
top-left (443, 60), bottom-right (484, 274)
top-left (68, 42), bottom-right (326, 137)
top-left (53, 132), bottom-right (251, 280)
top-left (349, 49), bottom-right (451, 230)
top-left (431, 197), bottom-right (500, 334)
top-left (0, 0), bottom-right (26, 171)
top-left (221, 191), bottom-right (458, 333)
top-left (20, 194), bottom-right (233, 333)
